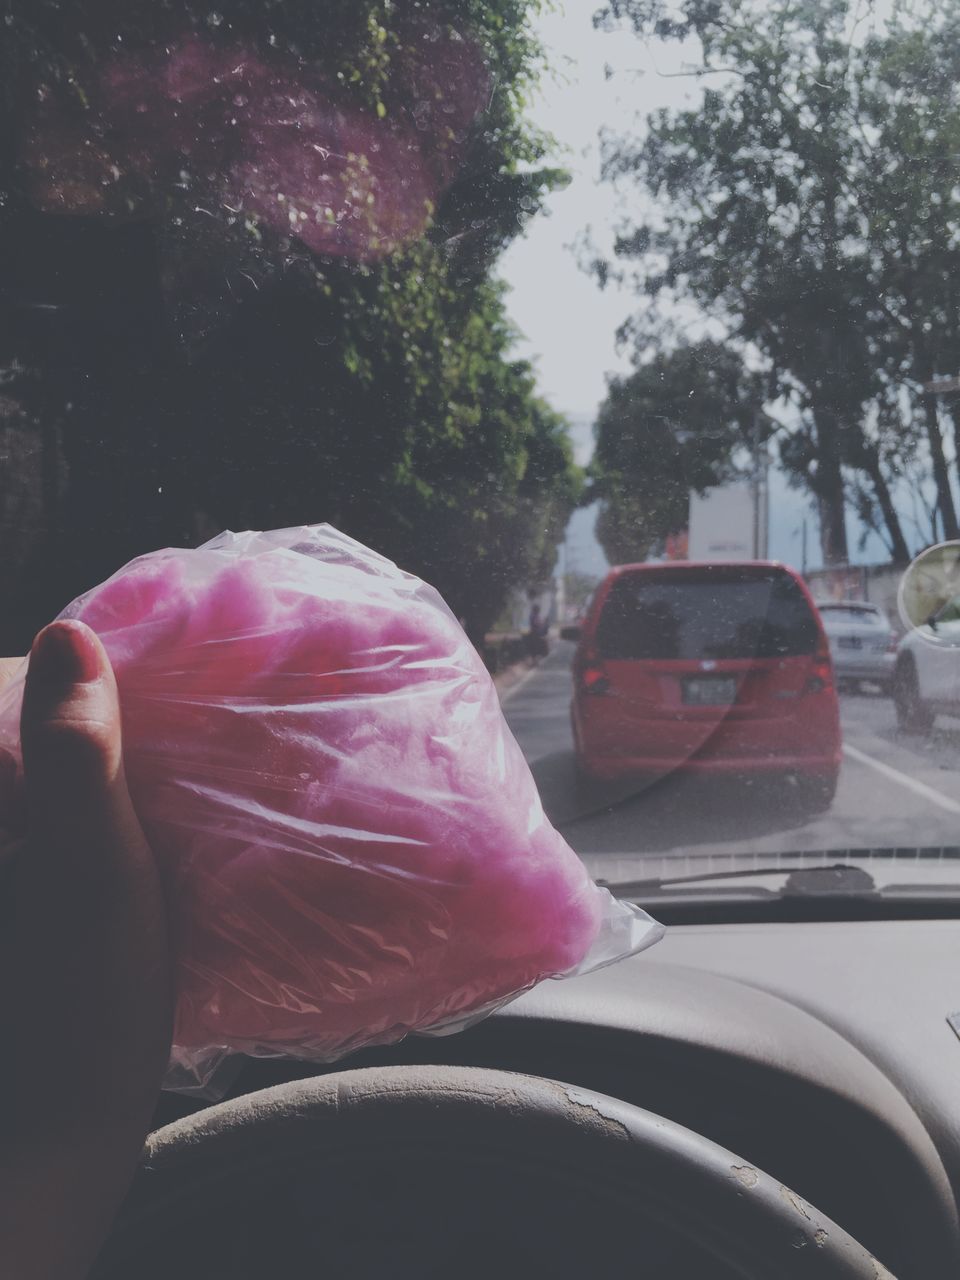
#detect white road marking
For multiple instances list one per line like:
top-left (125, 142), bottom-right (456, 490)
top-left (498, 664), bottom-right (540, 705)
top-left (843, 742), bottom-right (960, 815)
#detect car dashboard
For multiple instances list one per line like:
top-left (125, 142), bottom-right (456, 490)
top-left (156, 918), bottom-right (960, 1278)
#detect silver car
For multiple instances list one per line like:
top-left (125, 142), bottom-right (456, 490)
top-left (817, 601), bottom-right (896, 692)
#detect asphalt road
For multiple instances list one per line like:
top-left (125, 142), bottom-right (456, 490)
top-left (502, 641), bottom-right (960, 882)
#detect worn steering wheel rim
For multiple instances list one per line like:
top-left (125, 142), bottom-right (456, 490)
top-left (92, 1065), bottom-right (894, 1278)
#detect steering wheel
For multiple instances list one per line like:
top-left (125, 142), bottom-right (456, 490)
top-left (92, 1066), bottom-right (894, 1279)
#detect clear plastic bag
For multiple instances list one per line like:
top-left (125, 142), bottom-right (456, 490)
top-left (0, 526), bottom-right (662, 1095)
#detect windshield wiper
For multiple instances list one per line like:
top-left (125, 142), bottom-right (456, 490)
top-left (600, 862), bottom-right (879, 901)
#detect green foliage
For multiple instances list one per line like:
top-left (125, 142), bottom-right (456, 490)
top-left (180, 252), bottom-right (581, 641)
top-left (852, 6), bottom-right (960, 546)
top-left (0, 0), bottom-right (557, 285)
top-left (0, 0), bottom-right (576, 647)
top-left (593, 0), bottom-right (960, 565)
top-left (590, 340), bottom-right (764, 563)
top-left (562, 569), bottom-right (600, 613)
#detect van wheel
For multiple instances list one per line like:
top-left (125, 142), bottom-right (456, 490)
top-left (794, 771), bottom-right (838, 814)
top-left (893, 658), bottom-right (934, 734)
top-left (572, 760), bottom-right (610, 814)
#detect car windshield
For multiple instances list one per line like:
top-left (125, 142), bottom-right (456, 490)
top-left (4, 0), bottom-right (960, 906)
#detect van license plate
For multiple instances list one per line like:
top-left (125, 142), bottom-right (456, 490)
top-left (683, 677), bottom-right (737, 706)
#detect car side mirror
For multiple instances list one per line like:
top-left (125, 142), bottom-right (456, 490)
top-left (560, 625), bottom-right (581, 643)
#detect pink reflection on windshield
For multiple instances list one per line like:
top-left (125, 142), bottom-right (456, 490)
top-left (20, 27), bottom-right (491, 262)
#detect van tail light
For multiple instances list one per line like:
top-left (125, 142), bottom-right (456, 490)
top-left (804, 635), bottom-right (834, 695)
top-left (578, 648), bottom-right (610, 696)
top-left (581, 665), bottom-right (610, 695)
top-left (886, 635), bottom-right (899, 654)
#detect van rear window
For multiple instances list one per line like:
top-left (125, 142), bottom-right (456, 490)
top-left (595, 572), bottom-right (819, 661)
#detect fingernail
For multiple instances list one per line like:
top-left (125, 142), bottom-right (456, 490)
top-left (31, 621), bottom-right (102, 685)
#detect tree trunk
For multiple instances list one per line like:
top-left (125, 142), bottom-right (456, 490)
top-left (861, 444), bottom-right (910, 564)
top-left (812, 405), bottom-right (848, 565)
top-left (920, 391), bottom-right (959, 540)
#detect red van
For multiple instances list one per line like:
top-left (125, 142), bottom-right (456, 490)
top-left (569, 562), bottom-right (841, 808)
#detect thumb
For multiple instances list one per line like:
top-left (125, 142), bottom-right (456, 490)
top-left (2, 621), bottom-right (172, 1278)
top-left (22, 620), bottom-right (130, 832)
top-left (18, 619), bottom-right (171, 1101)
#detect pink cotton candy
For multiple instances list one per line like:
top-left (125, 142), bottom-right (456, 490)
top-left (0, 526), bottom-right (659, 1093)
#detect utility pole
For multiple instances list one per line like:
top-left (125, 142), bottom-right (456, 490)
top-left (751, 410), bottom-right (770, 559)
top-left (801, 517), bottom-right (808, 575)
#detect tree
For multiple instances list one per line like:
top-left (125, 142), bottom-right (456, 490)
top-left (0, 0), bottom-right (576, 649)
top-left (593, 0), bottom-right (927, 565)
top-left (562, 569), bottom-right (601, 614)
top-left (854, 8), bottom-right (960, 545)
top-left (590, 339), bottom-right (766, 563)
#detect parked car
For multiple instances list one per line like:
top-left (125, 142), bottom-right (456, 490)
top-left (566, 561), bottom-right (841, 809)
top-left (893, 593), bottom-right (960, 734)
top-left (816, 600), bottom-right (897, 693)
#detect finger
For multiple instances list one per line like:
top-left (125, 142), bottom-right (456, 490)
top-left (18, 620), bottom-right (172, 1096)
top-left (20, 624), bottom-right (154, 882)
top-left (1, 621), bottom-right (172, 1278)
top-left (21, 620), bottom-right (124, 817)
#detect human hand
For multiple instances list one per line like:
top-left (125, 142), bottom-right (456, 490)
top-left (0, 621), bottom-right (171, 1279)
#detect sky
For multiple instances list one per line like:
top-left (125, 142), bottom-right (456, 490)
top-left (496, 0), bottom-right (893, 575)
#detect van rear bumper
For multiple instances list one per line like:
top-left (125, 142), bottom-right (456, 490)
top-left (573, 695), bottom-right (842, 781)
top-left (577, 750), bottom-right (842, 783)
